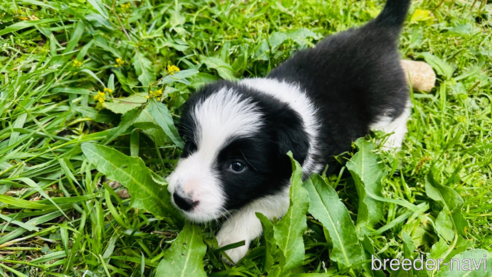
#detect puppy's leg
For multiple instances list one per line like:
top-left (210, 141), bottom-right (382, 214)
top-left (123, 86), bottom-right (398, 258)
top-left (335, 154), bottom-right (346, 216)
top-left (216, 187), bottom-right (290, 264)
top-left (371, 102), bottom-right (411, 150)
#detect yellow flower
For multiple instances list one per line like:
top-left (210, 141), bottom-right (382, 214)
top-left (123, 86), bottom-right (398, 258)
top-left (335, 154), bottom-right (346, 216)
top-left (157, 98), bottom-right (161, 101)
top-left (73, 60), bottom-right (82, 67)
top-left (104, 88), bottom-right (113, 94)
top-left (149, 89), bottom-right (163, 98)
top-left (167, 65), bottom-right (180, 75)
top-left (93, 91), bottom-right (106, 103)
top-left (115, 58), bottom-right (124, 67)
top-left (121, 2), bottom-right (131, 9)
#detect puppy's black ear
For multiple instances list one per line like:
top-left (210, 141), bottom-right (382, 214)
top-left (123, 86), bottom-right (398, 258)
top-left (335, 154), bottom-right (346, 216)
top-left (272, 107), bottom-right (310, 167)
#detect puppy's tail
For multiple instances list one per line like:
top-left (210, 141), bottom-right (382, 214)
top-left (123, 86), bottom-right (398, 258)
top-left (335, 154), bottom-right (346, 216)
top-left (373, 0), bottom-right (411, 31)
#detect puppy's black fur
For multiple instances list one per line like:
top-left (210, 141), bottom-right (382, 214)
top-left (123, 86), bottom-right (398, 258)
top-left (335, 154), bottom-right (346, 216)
top-left (268, 1), bottom-right (410, 173)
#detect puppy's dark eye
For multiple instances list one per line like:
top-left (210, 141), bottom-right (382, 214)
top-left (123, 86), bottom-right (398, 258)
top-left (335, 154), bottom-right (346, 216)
top-left (228, 161), bottom-right (246, 173)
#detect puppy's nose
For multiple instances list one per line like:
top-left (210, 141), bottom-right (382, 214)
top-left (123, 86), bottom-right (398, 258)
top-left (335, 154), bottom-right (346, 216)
top-left (173, 192), bottom-right (198, 211)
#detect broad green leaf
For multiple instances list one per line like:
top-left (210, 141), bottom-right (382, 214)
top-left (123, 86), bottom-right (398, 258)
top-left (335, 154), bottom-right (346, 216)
top-left (201, 56), bottom-right (237, 81)
top-left (401, 231), bottom-right (416, 258)
top-left (254, 29), bottom-right (320, 60)
top-left (273, 154), bottom-right (309, 273)
top-left (160, 34), bottom-right (189, 52)
top-left (451, 209), bottom-right (468, 236)
top-left (155, 222), bottom-right (206, 277)
top-left (257, 212), bottom-right (278, 272)
top-left (418, 53), bottom-right (454, 80)
top-left (133, 114), bottom-right (169, 146)
top-left (305, 174), bottom-right (364, 271)
top-left (102, 107), bottom-right (141, 144)
top-left (447, 24), bottom-right (473, 36)
top-left (436, 250), bottom-right (492, 276)
top-left (73, 106), bottom-right (119, 124)
top-left (158, 69), bottom-right (199, 85)
top-left (132, 53), bottom-right (156, 88)
top-left (425, 173), bottom-right (464, 211)
top-left (361, 236), bottom-right (386, 277)
top-left (445, 237), bottom-right (476, 263)
top-left (253, 40), bottom-right (270, 61)
top-left (346, 139), bottom-right (384, 232)
top-left (436, 210), bottom-right (454, 242)
top-left (113, 69), bottom-right (139, 92)
top-left (144, 99), bottom-right (184, 148)
top-left (285, 28), bottom-right (321, 46)
top-left (169, 2), bottom-right (185, 29)
top-left (104, 93), bottom-right (148, 114)
top-left (268, 32), bottom-right (289, 50)
top-left (191, 73), bottom-right (220, 89)
top-left (81, 143), bottom-right (179, 219)
top-left (410, 9), bottom-right (434, 24)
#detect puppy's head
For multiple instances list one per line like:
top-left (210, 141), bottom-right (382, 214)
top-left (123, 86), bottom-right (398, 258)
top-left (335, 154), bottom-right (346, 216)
top-left (167, 81), bottom-right (309, 222)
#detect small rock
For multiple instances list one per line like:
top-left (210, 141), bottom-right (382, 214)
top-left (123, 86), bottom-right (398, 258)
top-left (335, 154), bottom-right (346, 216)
top-left (116, 188), bottom-right (130, 199)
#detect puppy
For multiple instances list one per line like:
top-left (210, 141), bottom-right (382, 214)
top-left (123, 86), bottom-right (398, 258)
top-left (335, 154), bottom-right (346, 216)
top-left (167, 0), bottom-right (411, 263)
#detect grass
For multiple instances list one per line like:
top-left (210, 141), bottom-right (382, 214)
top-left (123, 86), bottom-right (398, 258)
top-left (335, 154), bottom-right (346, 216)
top-left (1, 0), bottom-right (492, 276)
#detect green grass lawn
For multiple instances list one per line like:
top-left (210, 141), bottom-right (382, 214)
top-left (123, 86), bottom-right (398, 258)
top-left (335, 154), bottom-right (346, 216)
top-left (1, 0), bottom-right (492, 276)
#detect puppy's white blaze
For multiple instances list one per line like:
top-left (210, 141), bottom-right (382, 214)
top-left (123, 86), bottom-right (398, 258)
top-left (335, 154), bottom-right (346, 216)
top-left (168, 87), bottom-right (263, 222)
top-left (240, 78), bottom-right (322, 174)
top-left (370, 101), bottom-right (411, 149)
top-left (193, 87), bottom-right (263, 157)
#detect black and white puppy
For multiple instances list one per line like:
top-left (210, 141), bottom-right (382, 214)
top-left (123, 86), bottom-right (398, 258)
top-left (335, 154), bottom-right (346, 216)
top-left (168, 0), bottom-right (411, 263)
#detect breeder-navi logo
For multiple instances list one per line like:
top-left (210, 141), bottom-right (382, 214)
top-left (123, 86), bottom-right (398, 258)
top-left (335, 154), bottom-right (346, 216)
top-left (371, 255), bottom-right (488, 271)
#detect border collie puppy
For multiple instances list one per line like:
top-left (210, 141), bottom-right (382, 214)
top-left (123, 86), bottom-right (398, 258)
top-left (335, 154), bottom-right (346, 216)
top-left (167, 0), bottom-right (411, 263)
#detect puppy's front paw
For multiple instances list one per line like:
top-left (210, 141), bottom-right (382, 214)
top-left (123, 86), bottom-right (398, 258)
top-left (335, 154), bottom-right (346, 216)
top-left (216, 233), bottom-right (249, 264)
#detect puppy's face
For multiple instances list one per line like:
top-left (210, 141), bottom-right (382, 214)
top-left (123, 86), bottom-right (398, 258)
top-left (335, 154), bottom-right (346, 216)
top-left (167, 82), bottom-right (309, 222)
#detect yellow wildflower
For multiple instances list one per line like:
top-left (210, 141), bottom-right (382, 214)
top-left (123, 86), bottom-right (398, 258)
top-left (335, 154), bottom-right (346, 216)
top-left (157, 98), bottom-right (161, 101)
top-left (93, 91), bottom-right (106, 103)
top-left (167, 65), bottom-right (180, 75)
top-left (115, 58), bottom-right (124, 68)
top-left (73, 60), bottom-right (82, 67)
top-left (104, 88), bottom-right (113, 94)
top-left (149, 89), bottom-right (163, 98)
top-left (121, 2), bottom-right (131, 9)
